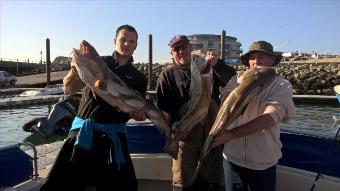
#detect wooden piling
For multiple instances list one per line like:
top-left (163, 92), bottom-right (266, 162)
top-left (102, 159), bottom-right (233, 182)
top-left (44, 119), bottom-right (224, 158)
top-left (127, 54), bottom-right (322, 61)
top-left (46, 38), bottom-right (51, 86)
top-left (220, 30), bottom-right (226, 60)
top-left (148, 34), bottom-right (153, 91)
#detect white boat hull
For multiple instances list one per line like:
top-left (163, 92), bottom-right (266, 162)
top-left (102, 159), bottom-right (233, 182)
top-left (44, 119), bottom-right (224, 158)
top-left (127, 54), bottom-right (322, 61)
top-left (6, 153), bottom-right (340, 191)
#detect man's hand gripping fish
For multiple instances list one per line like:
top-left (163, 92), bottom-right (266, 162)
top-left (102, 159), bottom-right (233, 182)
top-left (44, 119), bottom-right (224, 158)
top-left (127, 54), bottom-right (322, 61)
top-left (72, 40), bottom-right (170, 135)
top-left (191, 66), bottom-right (276, 182)
top-left (164, 52), bottom-right (213, 159)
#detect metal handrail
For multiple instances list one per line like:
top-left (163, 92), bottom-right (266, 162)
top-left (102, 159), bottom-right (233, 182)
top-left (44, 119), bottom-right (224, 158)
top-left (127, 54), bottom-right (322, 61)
top-left (310, 103), bottom-right (340, 191)
top-left (18, 142), bottom-right (39, 179)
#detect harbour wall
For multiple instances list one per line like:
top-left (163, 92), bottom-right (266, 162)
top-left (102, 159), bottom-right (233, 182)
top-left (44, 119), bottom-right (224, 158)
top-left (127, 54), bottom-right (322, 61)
top-left (1, 61), bottom-right (340, 96)
top-left (136, 62), bottom-right (340, 95)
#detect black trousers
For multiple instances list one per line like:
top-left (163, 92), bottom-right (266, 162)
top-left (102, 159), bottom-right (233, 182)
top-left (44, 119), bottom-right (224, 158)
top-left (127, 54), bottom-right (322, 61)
top-left (40, 131), bottom-right (137, 191)
top-left (230, 162), bottom-right (276, 191)
top-left (173, 179), bottom-right (226, 191)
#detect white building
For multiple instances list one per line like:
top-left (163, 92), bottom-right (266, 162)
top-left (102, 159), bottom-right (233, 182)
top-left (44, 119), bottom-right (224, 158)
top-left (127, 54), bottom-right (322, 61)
top-left (187, 34), bottom-right (242, 64)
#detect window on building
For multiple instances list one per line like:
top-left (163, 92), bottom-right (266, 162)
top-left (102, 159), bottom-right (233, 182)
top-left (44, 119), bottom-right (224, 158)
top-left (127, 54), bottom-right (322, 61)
top-left (189, 36), bottom-right (197, 40)
top-left (192, 44), bottom-right (204, 50)
top-left (208, 41), bottom-right (214, 48)
top-left (197, 36), bottom-right (209, 40)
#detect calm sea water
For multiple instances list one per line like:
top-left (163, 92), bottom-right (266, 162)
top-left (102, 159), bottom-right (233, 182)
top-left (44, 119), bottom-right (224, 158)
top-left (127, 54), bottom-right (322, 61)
top-left (0, 103), bottom-right (339, 148)
top-left (0, 105), bottom-right (50, 147)
top-left (280, 103), bottom-right (340, 137)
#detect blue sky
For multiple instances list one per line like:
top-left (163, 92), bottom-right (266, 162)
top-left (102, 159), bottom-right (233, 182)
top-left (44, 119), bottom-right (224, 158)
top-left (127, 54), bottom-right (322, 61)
top-left (1, 0), bottom-right (340, 64)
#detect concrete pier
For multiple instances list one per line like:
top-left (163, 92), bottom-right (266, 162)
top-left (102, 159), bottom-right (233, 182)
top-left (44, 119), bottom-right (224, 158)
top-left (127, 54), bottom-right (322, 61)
top-left (0, 95), bottom-right (61, 109)
top-left (0, 94), bottom-right (337, 110)
top-left (14, 71), bottom-right (67, 88)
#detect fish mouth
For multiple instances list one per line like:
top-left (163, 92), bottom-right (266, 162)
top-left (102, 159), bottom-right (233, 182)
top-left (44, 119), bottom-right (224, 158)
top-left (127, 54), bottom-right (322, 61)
top-left (72, 48), bottom-right (81, 57)
top-left (163, 137), bottom-right (179, 159)
top-left (78, 40), bottom-right (100, 59)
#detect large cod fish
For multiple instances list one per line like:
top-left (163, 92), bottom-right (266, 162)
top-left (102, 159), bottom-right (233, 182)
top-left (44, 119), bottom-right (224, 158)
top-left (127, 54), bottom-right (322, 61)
top-left (72, 40), bottom-right (169, 135)
top-left (191, 66), bottom-right (276, 181)
top-left (164, 53), bottom-right (213, 159)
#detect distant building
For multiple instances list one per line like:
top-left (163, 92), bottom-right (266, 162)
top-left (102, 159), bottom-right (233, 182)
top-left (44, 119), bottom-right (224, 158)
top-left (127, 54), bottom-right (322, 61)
top-left (281, 51), bottom-right (339, 62)
top-left (187, 34), bottom-right (242, 64)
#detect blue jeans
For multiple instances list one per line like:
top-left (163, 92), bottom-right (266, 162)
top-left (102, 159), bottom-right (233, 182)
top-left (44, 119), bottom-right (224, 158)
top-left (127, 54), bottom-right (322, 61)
top-left (229, 162), bottom-right (276, 191)
top-left (223, 160), bottom-right (233, 191)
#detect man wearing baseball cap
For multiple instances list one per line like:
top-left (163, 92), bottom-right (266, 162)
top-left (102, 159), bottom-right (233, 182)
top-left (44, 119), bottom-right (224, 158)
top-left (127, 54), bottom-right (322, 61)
top-left (213, 40), bottom-right (296, 191)
top-left (156, 35), bottom-right (236, 191)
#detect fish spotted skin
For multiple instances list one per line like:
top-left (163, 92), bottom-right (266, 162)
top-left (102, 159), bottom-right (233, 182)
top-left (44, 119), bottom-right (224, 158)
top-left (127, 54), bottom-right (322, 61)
top-left (191, 67), bottom-right (276, 182)
top-left (164, 54), bottom-right (213, 159)
top-left (72, 40), bottom-right (170, 135)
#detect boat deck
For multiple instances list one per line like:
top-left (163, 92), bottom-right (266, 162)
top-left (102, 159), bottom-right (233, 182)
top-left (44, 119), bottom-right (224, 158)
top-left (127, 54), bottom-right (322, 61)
top-left (11, 138), bottom-right (340, 191)
top-left (13, 140), bottom-right (173, 191)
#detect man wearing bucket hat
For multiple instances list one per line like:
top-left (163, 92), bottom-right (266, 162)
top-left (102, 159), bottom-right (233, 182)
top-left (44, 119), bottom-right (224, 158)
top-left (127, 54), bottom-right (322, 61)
top-left (156, 35), bottom-right (236, 191)
top-left (240, 40), bottom-right (283, 67)
top-left (213, 40), bottom-right (296, 191)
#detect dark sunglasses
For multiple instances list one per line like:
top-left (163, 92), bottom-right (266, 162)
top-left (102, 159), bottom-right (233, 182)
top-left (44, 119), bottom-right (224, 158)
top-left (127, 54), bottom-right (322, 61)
top-left (172, 43), bottom-right (189, 52)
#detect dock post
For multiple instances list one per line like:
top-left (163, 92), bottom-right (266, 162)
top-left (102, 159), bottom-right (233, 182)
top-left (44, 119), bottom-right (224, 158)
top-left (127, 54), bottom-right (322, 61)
top-left (220, 30), bottom-right (226, 60)
top-left (46, 38), bottom-right (51, 86)
top-left (148, 34), bottom-right (153, 90)
top-left (16, 59), bottom-right (19, 75)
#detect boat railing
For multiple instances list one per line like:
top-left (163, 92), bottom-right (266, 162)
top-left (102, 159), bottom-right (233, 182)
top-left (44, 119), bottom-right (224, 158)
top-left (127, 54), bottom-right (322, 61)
top-left (0, 142), bottom-right (39, 189)
top-left (18, 142), bottom-right (39, 179)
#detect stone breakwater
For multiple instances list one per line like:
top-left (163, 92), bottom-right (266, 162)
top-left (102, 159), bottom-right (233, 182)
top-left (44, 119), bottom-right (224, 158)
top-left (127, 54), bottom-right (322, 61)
top-left (135, 62), bottom-right (340, 95)
top-left (275, 63), bottom-right (340, 95)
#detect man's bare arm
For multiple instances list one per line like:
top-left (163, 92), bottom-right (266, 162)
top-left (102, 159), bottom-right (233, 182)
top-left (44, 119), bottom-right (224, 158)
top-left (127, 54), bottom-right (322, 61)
top-left (63, 66), bottom-right (85, 95)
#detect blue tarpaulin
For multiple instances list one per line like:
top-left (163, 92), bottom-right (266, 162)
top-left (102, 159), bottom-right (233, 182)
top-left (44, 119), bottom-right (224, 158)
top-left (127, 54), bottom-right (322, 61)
top-left (0, 145), bottom-right (33, 188)
top-left (127, 123), bottom-right (166, 153)
top-left (279, 131), bottom-right (340, 178)
top-left (126, 122), bottom-right (340, 178)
